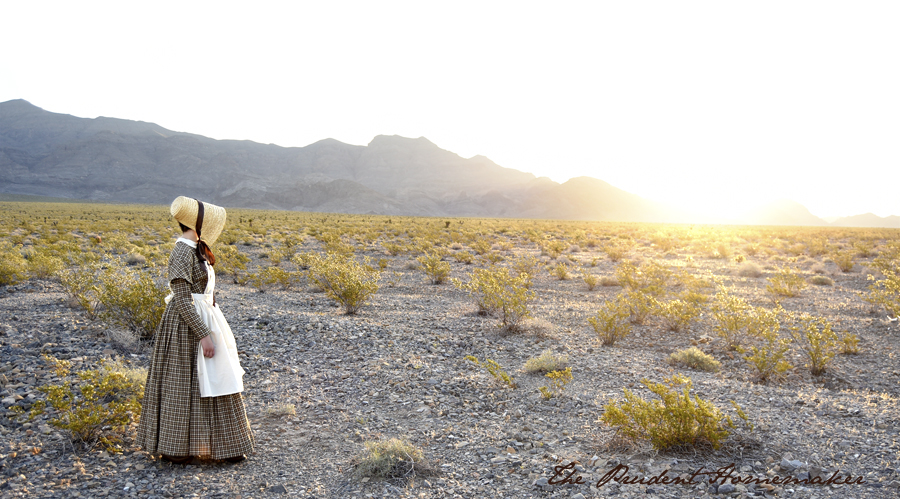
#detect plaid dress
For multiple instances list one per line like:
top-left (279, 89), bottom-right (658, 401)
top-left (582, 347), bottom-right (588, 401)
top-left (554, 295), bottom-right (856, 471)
top-left (137, 241), bottom-right (254, 459)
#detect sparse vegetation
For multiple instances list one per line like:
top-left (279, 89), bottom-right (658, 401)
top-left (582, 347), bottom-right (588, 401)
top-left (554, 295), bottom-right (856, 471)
top-left (832, 250), bottom-right (855, 272)
top-left (581, 271), bottom-right (599, 291)
top-left (302, 252), bottom-right (381, 314)
top-left (538, 367), bottom-right (572, 399)
top-left (738, 308), bottom-right (791, 383)
top-left (766, 266), bottom-right (807, 299)
top-left (416, 251), bottom-right (451, 284)
top-left (28, 355), bottom-right (144, 452)
top-left (736, 261), bottom-right (762, 278)
top-left (667, 347), bottom-right (720, 372)
top-left (524, 349), bottom-right (569, 373)
top-left (601, 375), bottom-right (738, 451)
top-left (453, 266), bottom-right (534, 332)
top-left (788, 314), bottom-right (838, 376)
top-left (353, 437), bottom-right (434, 480)
top-left (587, 298), bottom-right (632, 345)
top-left (465, 356), bottom-right (516, 388)
top-left (809, 275), bottom-right (834, 286)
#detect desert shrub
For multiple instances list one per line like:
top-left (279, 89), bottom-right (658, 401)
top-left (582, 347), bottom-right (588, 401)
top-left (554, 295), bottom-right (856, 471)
top-left (600, 276), bottom-right (620, 287)
top-left (471, 238), bottom-right (492, 255)
top-left (28, 355), bottom-right (144, 452)
top-left (582, 271), bottom-right (599, 291)
top-left (587, 298), bottom-right (632, 345)
top-left (738, 308), bottom-right (791, 383)
top-left (601, 375), bottom-right (738, 451)
top-left (853, 241), bottom-right (875, 258)
top-left (866, 268), bottom-right (900, 317)
top-left (323, 237), bottom-right (355, 257)
top-left (832, 250), bottom-right (855, 272)
top-left (23, 251), bottom-right (63, 280)
top-left (809, 275), bottom-right (834, 286)
top-left (452, 251), bottom-right (474, 264)
top-left (604, 243), bottom-right (628, 262)
top-left (465, 356), bottom-right (516, 388)
top-left (713, 243), bottom-right (732, 259)
top-left (616, 260), bottom-right (671, 297)
top-left (736, 261), bottom-right (762, 278)
top-left (839, 332), bottom-right (860, 354)
top-left (671, 271), bottom-right (712, 306)
top-left (96, 261), bottom-right (167, 339)
top-left (870, 242), bottom-right (900, 276)
top-left (667, 347), bottom-right (720, 372)
top-left (481, 252), bottom-right (504, 264)
top-left (788, 314), bottom-right (838, 376)
top-left (216, 244), bottom-right (250, 277)
top-left (550, 262), bottom-right (570, 280)
top-left (249, 266), bottom-right (299, 291)
top-left (382, 242), bottom-right (405, 256)
top-left (657, 299), bottom-right (701, 332)
top-left (59, 262), bottom-right (103, 319)
top-left (0, 243), bottom-right (27, 285)
top-left (785, 243), bottom-right (806, 257)
top-left (279, 234), bottom-right (304, 260)
top-left (511, 254), bottom-right (540, 287)
top-left (376, 258), bottom-right (389, 270)
top-left (417, 252), bottom-right (450, 284)
top-left (264, 403), bottom-right (297, 417)
top-left (804, 238), bottom-right (828, 257)
top-left (619, 290), bottom-right (658, 325)
top-left (353, 438), bottom-right (434, 480)
top-left (543, 239), bottom-right (566, 259)
top-left (743, 243), bottom-right (760, 257)
top-left (710, 288), bottom-right (756, 350)
top-left (539, 367), bottom-right (573, 399)
top-left (650, 233), bottom-right (676, 252)
top-left (453, 266), bottom-right (534, 331)
top-left (305, 253), bottom-right (381, 314)
top-left (123, 252), bottom-right (147, 266)
top-left (524, 349), bottom-right (569, 373)
top-left (766, 266), bottom-right (807, 298)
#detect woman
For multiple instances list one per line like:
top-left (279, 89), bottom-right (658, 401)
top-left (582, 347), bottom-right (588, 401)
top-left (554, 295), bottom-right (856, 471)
top-left (137, 197), bottom-right (253, 464)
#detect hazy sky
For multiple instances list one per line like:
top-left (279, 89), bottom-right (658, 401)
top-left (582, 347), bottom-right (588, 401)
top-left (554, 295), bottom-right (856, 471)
top-left (2, 1), bottom-right (898, 219)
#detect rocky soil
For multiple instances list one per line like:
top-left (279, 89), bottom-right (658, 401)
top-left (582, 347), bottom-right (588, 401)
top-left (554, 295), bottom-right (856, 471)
top-left (2, 242), bottom-right (900, 499)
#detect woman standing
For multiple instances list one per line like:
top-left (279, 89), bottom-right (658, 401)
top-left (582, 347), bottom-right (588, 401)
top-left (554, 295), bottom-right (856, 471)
top-left (137, 197), bottom-right (253, 463)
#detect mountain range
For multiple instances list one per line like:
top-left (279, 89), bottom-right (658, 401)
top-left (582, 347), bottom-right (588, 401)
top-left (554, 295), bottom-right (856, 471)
top-left (1, 99), bottom-right (897, 227)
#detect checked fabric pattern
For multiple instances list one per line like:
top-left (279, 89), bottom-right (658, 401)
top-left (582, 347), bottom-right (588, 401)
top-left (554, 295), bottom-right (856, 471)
top-left (136, 241), bottom-right (254, 459)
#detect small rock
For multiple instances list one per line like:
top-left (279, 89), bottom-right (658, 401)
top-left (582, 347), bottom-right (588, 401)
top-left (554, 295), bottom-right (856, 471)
top-left (267, 484), bottom-right (287, 494)
top-left (718, 483), bottom-right (735, 494)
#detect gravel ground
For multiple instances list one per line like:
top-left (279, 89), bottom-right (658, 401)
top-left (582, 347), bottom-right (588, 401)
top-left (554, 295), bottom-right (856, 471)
top-left (2, 241), bottom-right (900, 499)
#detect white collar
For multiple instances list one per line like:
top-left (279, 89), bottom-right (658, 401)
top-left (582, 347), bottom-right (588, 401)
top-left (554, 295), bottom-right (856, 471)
top-left (177, 237), bottom-right (198, 248)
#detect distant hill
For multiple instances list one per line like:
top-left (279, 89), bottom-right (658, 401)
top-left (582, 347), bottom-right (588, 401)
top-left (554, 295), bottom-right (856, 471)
top-left (0, 99), bottom-right (894, 226)
top-left (830, 213), bottom-right (900, 228)
top-left (736, 199), bottom-right (829, 226)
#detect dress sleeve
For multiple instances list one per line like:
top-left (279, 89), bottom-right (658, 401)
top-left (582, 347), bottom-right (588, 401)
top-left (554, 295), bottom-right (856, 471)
top-left (169, 278), bottom-right (211, 341)
top-left (168, 244), bottom-right (194, 284)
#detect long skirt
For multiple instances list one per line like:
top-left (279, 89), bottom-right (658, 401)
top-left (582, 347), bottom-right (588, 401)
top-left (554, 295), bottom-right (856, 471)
top-left (137, 304), bottom-right (253, 459)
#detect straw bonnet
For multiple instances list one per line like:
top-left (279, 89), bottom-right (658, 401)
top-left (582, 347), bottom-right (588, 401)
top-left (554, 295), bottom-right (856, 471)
top-left (170, 196), bottom-right (226, 245)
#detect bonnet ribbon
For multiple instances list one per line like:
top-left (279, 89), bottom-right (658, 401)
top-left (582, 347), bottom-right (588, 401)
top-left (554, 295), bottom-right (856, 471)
top-left (193, 199), bottom-right (216, 266)
top-left (194, 199), bottom-right (217, 307)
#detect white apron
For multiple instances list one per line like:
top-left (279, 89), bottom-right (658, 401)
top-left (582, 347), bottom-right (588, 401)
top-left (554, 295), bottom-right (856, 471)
top-left (166, 260), bottom-right (245, 397)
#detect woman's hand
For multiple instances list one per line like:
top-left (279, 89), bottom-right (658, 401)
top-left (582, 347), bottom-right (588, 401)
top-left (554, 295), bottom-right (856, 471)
top-left (201, 335), bottom-right (215, 358)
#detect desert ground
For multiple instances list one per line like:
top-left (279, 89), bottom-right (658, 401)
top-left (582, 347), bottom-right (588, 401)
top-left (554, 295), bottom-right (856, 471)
top-left (1, 202), bottom-right (899, 499)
